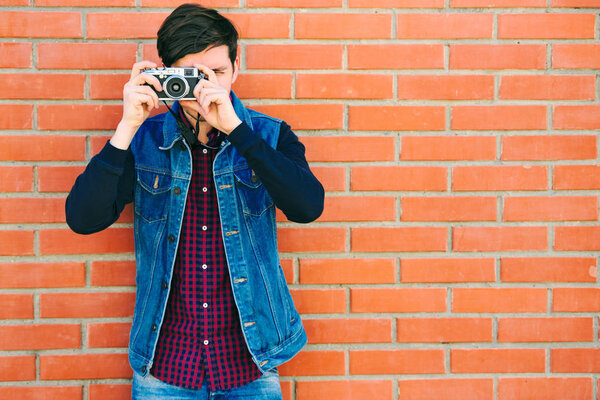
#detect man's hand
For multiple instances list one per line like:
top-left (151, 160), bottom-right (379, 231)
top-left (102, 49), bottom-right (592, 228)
top-left (191, 64), bottom-right (242, 134)
top-left (111, 61), bottom-right (162, 150)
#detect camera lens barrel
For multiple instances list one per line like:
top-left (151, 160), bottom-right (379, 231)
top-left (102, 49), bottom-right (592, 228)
top-left (163, 75), bottom-right (190, 99)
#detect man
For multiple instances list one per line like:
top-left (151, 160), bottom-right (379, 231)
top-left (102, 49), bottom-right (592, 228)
top-left (65, 4), bottom-right (324, 399)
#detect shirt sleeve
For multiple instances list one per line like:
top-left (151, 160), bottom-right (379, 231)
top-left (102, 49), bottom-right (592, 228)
top-left (226, 120), bottom-right (325, 223)
top-left (65, 141), bottom-right (135, 234)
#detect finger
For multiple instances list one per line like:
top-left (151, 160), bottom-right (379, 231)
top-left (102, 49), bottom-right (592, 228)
top-left (131, 72), bottom-right (162, 92)
top-left (200, 92), bottom-right (223, 113)
top-left (130, 60), bottom-right (157, 80)
top-left (193, 63), bottom-right (218, 85)
top-left (133, 93), bottom-right (156, 111)
top-left (132, 86), bottom-right (160, 109)
top-left (197, 87), bottom-right (222, 107)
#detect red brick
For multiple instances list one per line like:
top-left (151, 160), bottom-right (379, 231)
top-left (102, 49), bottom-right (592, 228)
top-left (452, 165), bottom-right (548, 191)
top-left (502, 135), bottom-right (596, 160)
top-left (280, 259), bottom-right (294, 284)
top-left (296, 381), bottom-right (393, 400)
top-left (397, 318), bottom-right (493, 343)
top-left (90, 74), bottom-right (129, 100)
top-left (0, 356), bottom-right (35, 381)
top-left (498, 318), bottom-right (593, 342)
top-left (278, 351), bottom-right (345, 376)
top-left (401, 196), bottom-right (496, 221)
top-left (397, 75), bottom-right (494, 100)
top-left (0, 42), bottom-right (32, 68)
top-left (246, 45), bottom-right (343, 69)
top-left (297, 74), bottom-right (393, 99)
top-left (226, 13), bottom-right (290, 39)
top-left (553, 288), bottom-right (600, 312)
top-left (299, 258), bottom-right (396, 284)
top-left (141, 0), bottom-right (238, 6)
top-left (91, 260), bottom-right (136, 286)
top-left (290, 289), bottom-right (346, 314)
top-left (452, 105), bottom-right (546, 130)
top-left (501, 257), bottom-right (597, 283)
top-left (248, 0), bottom-right (341, 5)
top-left (0, 324), bottom-right (81, 350)
top-left (349, 106), bottom-right (445, 131)
top-left (554, 165), bottom-right (600, 190)
top-left (498, 377), bottom-right (593, 400)
top-left (504, 196), bottom-right (597, 221)
top-left (0, 387), bottom-right (83, 400)
top-left (38, 0), bottom-right (134, 4)
top-left (0, 166), bottom-right (33, 192)
top-left (552, 349), bottom-right (600, 373)
top-left (304, 318), bottom-right (392, 344)
top-left (310, 167), bottom-right (345, 191)
top-left (87, 12), bottom-right (168, 39)
top-left (402, 136), bottom-right (495, 161)
top-left (89, 384), bottom-right (132, 400)
top-left (552, 0), bottom-right (600, 5)
top-left (278, 227), bottom-right (345, 253)
top-left (91, 136), bottom-right (112, 154)
top-left (454, 227), bottom-right (548, 252)
top-left (351, 0), bottom-right (443, 4)
top-left (88, 322), bottom-right (131, 348)
top-left (452, 0), bottom-right (545, 5)
top-left (0, 74), bottom-right (84, 99)
top-left (0, 231), bottom-right (34, 256)
top-left (40, 354), bottom-right (131, 380)
top-left (0, 294), bottom-right (33, 319)
top-left (498, 13), bottom-right (595, 39)
top-left (0, 262), bottom-right (85, 289)
top-left (302, 136), bottom-right (395, 162)
top-left (398, 379), bottom-right (494, 400)
top-left (38, 166), bottom-right (85, 193)
top-left (39, 228), bottom-right (134, 255)
top-left (250, 104), bottom-right (343, 130)
top-left (38, 105), bottom-right (122, 130)
top-left (314, 196), bottom-right (395, 222)
top-left (352, 227), bottom-right (447, 253)
top-left (401, 258), bottom-right (495, 283)
top-left (0, 0), bottom-right (28, 4)
top-left (553, 44), bottom-right (600, 69)
top-left (397, 13), bottom-right (493, 39)
top-left (0, 135), bottom-right (85, 162)
top-left (554, 105), bottom-right (600, 130)
top-left (452, 288), bottom-right (547, 313)
top-left (350, 350), bottom-right (445, 375)
top-left (500, 75), bottom-right (595, 100)
top-left (232, 73), bottom-right (292, 99)
top-left (451, 349), bottom-right (545, 373)
top-left (0, 198), bottom-right (65, 223)
top-left (450, 44), bottom-right (545, 70)
top-left (0, 105), bottom-right (33, 130)
top-left (0, 12), bottom-right (82, 38)
top-left (351, 288), bottom-right (446, 313)
top-left (352, 166), bottom-right (447, 191)
top-left (555, 226), bottom-right (600, 251)
top-left (38, 43), bottom-right (136, 70)
top-left (41, 292), bottom-right (135, 318)
top-left (348, 44), bottom-right (444, 70)
top-left (296, 13), bottom-right (392, 39)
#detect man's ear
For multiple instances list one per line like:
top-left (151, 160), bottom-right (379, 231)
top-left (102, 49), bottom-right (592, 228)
top-left (231, 56), bottom-right (240, 84)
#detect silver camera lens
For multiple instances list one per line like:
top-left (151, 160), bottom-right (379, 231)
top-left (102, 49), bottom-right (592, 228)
top-left (163, 75), bottom-right (190, 99)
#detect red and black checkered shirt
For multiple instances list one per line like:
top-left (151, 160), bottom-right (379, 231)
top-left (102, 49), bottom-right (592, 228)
top-left (151, 110), bottom-right (262, 390)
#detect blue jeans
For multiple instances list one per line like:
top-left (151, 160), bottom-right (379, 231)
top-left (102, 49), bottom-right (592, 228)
top-left (132, 369), bottom-right (283, 400)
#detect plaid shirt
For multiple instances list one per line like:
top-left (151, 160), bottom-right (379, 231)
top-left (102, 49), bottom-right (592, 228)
top-left (150, 109), bottom-right (261, 390)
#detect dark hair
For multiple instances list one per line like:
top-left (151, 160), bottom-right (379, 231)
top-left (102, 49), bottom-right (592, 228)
top-left (157, 4), bottom-right (238, 67)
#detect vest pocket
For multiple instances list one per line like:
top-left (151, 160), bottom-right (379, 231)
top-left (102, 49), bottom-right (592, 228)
top-left (233, 167), bottom-right (273, 217)
top-left (134, 168), bottom-right (172, 223)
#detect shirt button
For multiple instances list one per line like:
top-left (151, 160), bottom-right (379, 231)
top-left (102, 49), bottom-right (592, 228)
top-left (203, 149), bottom-right (208, 154)
top-left (152, 324), bottom-right (157, 331)
top-left (173, 187), bottom-right (181, 195)
top-left (203, 340), bottom-right (209, 345)
top-left (202, 187), bottom-right (208, 192)
top-left (168, 235), bottom-right (175, 243)
top-left (202, 264), bottom-right (207, 270)
top-left (203, 303), bottom-right (208, 308)
top-left (162, 281), bottom-right (168, 289)
top-left (202, 226), bottom-right (207, 231)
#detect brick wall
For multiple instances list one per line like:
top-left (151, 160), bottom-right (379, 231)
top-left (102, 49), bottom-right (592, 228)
top-left (1, 0), bottom-right (599, 399)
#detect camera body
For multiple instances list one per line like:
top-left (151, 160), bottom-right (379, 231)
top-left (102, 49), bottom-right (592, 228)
top-left (143, 67), bottom-right (205, 100)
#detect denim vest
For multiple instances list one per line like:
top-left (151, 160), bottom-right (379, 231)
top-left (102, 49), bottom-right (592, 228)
top-left (128, 92), bottom-right (307, 377)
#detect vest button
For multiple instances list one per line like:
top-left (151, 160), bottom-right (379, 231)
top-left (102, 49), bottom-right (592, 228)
top-left (251, 174), bottom-right (259, 183)
top-left (168, 235), bottom-right (175, 243)
top-left (173, 187), bottom-right (181, 195)
top-left (162, 281), bottom-right (168, 289)
top-left (152, 324), bottom-right (157, 331)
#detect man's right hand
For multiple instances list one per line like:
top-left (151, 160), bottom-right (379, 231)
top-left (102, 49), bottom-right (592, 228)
top-left (110, 61), bottom-right (163, 150)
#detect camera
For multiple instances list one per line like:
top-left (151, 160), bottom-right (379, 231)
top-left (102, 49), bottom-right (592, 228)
top-left (143, 67), bottom-right (205, 100)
